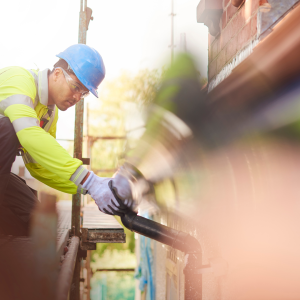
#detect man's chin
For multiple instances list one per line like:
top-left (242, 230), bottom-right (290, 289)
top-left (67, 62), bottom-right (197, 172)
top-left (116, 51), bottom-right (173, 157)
top-left (57, 103), bottom-right (71, 111)
top-left (57, 105), bottom-right (67, 111)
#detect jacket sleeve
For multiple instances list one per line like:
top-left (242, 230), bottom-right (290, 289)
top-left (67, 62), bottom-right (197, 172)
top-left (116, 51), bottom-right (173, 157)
top-left (23, 107), bottom-right (84, 194)
top-left (25, 161), bottom-right (79, 194)
top-left (1, 67), bottom-right (88, 189)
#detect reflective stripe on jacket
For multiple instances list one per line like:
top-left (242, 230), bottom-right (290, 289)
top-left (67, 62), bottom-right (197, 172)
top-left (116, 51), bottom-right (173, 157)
top-left (0, 66), bottom-right (88, 194)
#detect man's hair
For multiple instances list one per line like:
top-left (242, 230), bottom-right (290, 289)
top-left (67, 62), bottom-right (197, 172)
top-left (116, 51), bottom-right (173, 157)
top-left (50, 59), bottom-right (75, 75)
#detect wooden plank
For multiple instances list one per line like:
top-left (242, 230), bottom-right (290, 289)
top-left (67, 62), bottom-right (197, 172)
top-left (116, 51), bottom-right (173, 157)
top-left (81, 202), bottom-right (126, 244)
top-left (56, 201), bottom-right (126, 247)
top-left (82, 202), bottom-right (123, 229)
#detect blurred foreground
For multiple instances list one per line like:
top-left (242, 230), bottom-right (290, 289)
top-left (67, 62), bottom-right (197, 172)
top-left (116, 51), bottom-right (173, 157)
top-left (124, 45), bottom-right (300, 299)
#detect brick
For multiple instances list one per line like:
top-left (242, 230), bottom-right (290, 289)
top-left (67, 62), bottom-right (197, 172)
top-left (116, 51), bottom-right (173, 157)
top-left (238, 21), bottom-right (251, 50)
top-left (220, 28), bottom-right (226, 50)
top-left (224, 0), bottom-right (231, 8)
top-left (222, 10), bottom-right (227, 29)
top-left (251, 14), bottom-right (257, 37)
top-left (245, 0), bottom-right (259, 19)
top-left (208, 59), bottom-right (217, 80)
top-left (227, 20), bottom-right (234, 43)
top-left (231, 5), bottom-right (246, 38)
top-left (208, 33), bottom-right (215, 46)
top-left (251, 0), bottom-right (259, 14)
top-left (216, 49), bottom-right (226, 73)
top-left (226, 35), bottom-right (238, 62)
top-left (222, 20), bottom-right (236, 49)
top-left (211, 39), bottom-right (220, 61)
top-left (220, 25), bottom-right (231, 50)
top-left (227, 4), bottom-right (238, 21)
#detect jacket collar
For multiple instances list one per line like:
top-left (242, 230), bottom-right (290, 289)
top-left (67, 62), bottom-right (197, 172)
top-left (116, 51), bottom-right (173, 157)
top-left (37, 68), bottom-right (53, 108)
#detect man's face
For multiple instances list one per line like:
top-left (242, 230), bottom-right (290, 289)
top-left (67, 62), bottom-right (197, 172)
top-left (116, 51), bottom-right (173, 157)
top-left (51, 68), bottom-right (89, 111)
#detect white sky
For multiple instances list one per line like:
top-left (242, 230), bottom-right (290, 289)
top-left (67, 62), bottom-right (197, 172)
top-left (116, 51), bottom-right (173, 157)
top-left (0, 0), bottom-right (208, 140)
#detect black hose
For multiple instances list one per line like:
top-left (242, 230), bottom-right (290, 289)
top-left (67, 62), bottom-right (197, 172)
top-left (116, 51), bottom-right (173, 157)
top-left (108, 181), bottom-right (201, 253)
top-left (121, 212), bottom-right (201, 254)
top-left (120, 211), bottom-right (203, 299)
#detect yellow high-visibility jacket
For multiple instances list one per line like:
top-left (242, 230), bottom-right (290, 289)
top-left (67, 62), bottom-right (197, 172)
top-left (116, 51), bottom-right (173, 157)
top-left (0, 66), bottom-right (88, 194)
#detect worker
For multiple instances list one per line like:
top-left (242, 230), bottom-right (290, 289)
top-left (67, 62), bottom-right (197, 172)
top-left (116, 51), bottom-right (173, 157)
top-left (0, 44), bottom-right (131, 236)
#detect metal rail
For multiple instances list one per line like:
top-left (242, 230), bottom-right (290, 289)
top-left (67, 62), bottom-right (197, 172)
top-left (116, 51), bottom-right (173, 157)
top-left (95, 268), bottom-right (135, 272)
top-left (71, 1), bottom-right (93, 299)
top-left (72, 0), bottom-right (87, 238)
top-left (56, 236), bottom-right (80, 300)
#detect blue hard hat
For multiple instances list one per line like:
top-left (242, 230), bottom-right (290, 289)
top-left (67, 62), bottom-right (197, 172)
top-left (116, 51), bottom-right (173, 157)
top-left (56, 44), bottom-right (105, 98)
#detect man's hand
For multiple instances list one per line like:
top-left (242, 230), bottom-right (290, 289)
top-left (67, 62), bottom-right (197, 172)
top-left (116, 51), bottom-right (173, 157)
top-left (82, 171), bottom-right (129, 216)
top-left (111, 172), bottom-right (134, 208)
top-left (111, 163), bottom-right (148, 212)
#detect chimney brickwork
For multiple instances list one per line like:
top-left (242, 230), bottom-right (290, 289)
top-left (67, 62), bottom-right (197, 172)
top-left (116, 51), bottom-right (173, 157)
top-left (208, 0), bottom-right (266, 82)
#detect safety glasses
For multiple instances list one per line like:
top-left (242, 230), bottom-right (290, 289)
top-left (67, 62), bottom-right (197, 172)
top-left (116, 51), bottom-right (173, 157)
top-left (57, 67), bottom-right (90, 98)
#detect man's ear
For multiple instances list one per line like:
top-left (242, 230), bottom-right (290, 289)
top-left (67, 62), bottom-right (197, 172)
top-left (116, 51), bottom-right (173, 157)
top-left (53, 68), bottom-right (62, 82)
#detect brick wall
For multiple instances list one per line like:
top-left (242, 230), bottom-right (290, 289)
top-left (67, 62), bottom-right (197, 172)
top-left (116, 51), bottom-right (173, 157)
top-left (208, 0), bottom-right (265, 82)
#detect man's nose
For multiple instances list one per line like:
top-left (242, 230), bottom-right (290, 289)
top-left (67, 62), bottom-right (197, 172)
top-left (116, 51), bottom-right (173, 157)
top-left (73, 93), bottom-right (82, 102)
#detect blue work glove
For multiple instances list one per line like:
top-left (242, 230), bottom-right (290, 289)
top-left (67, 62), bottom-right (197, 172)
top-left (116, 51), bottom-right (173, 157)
top-left (82, 171), bottom-right (128, 216)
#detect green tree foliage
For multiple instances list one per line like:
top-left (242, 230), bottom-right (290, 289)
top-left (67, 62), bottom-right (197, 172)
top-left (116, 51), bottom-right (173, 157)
top-left (99, 69), bottom-right (162, 106)
top-left (89, 69), bottom-right (162, 273)
top-left (86, 69), bottom-right (162, 177)
top-left (91, 272), bottom-right (135, 300)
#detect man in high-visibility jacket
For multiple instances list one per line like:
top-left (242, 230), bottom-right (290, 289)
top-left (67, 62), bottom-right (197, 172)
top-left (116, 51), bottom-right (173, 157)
top-left (0, 44), bottom-right (131, 236)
